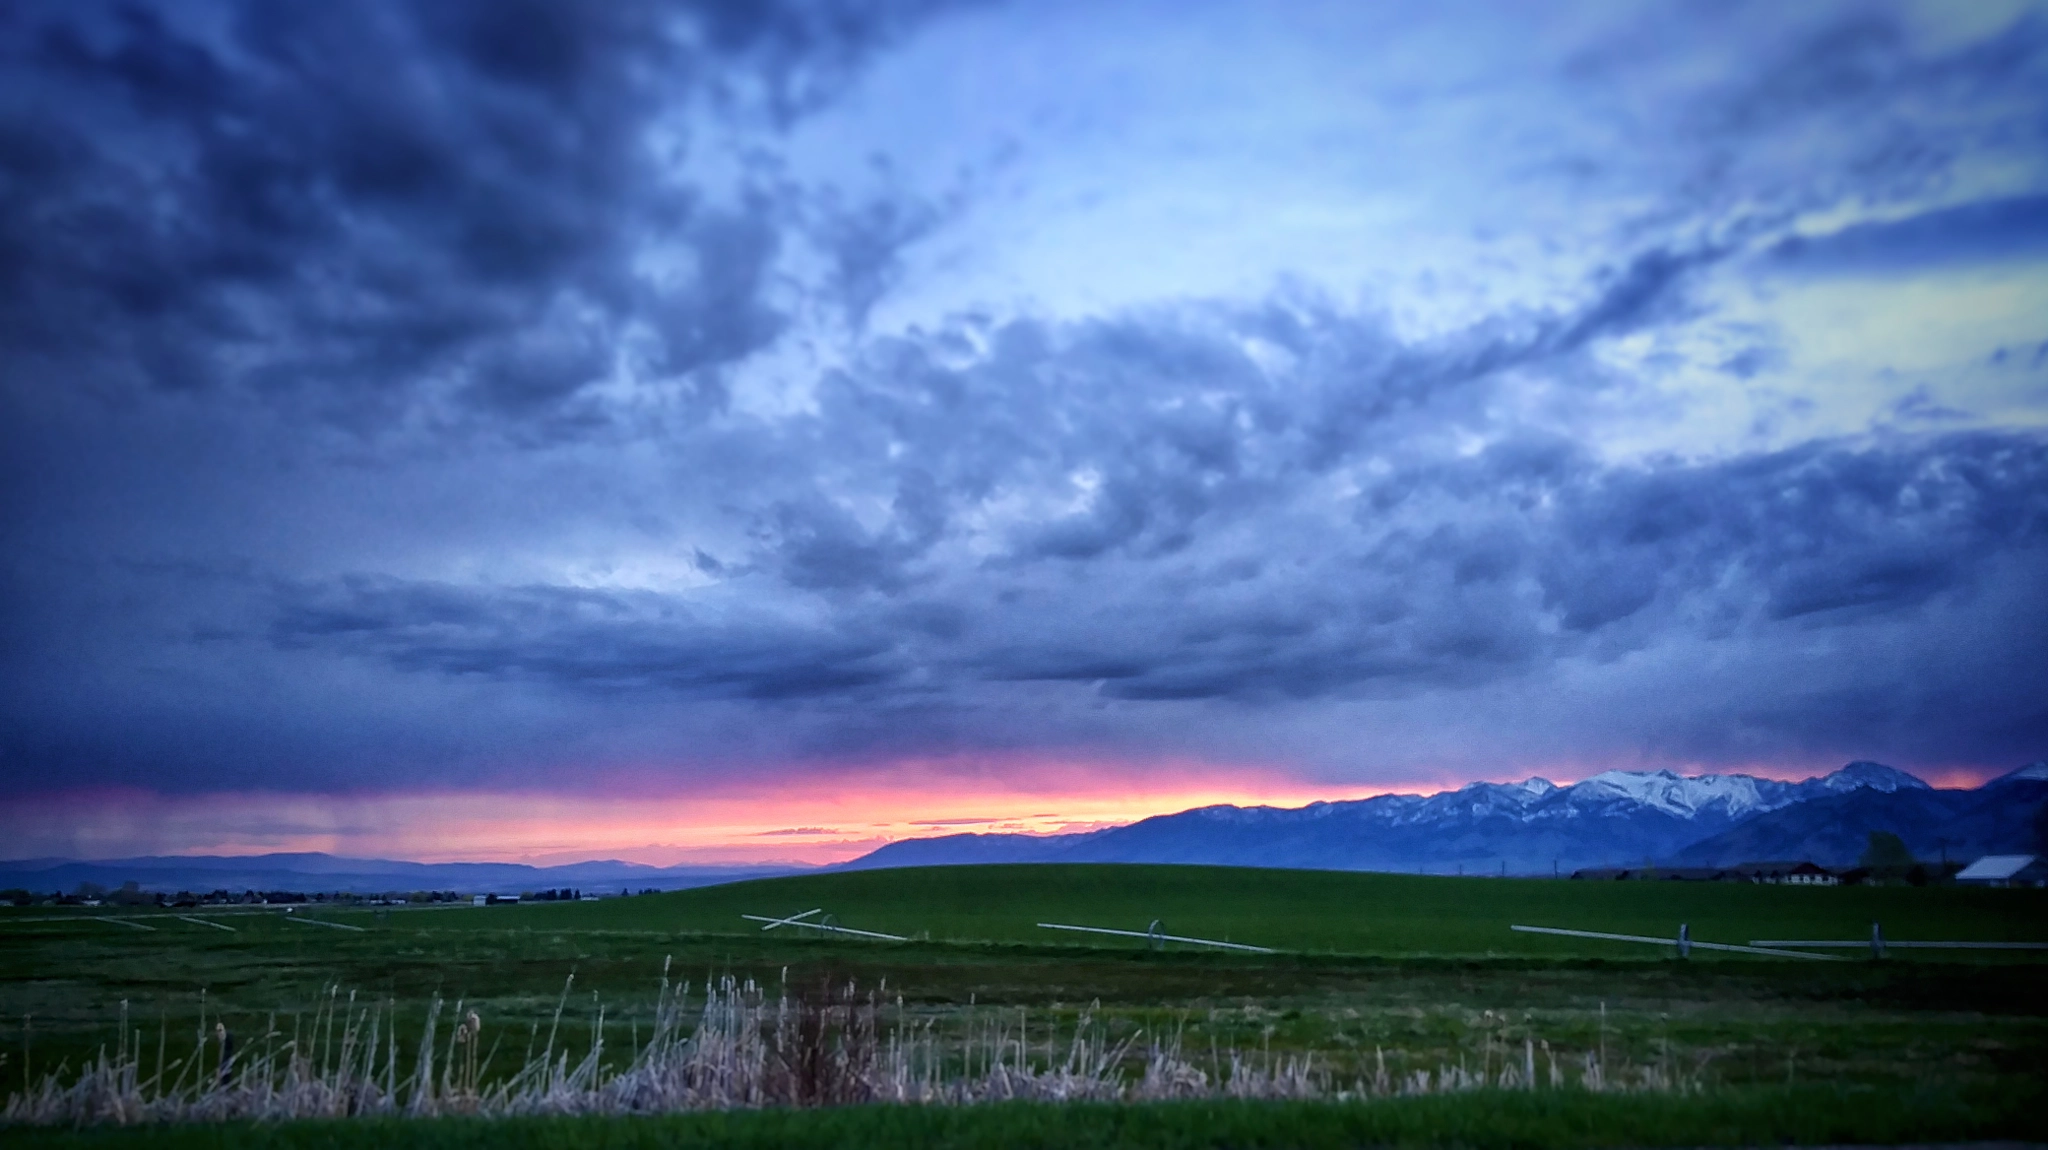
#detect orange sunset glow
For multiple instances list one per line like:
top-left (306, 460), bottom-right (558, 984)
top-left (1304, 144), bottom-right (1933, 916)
top-left (7, 753), bottom-right (2013, 867)
top-left (1, 757), bottom-right (1427, 866)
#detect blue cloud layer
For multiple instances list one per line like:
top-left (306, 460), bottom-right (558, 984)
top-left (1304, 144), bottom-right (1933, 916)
top-left (2, 0), bottom-right (2045, 800)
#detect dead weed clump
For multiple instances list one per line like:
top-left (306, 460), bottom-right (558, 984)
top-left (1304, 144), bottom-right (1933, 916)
top-left (4, 962), bottom-right (1701, 1126)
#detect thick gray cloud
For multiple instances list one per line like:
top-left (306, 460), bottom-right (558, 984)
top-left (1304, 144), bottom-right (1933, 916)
top-left (0, 0), bottom-right (949, 430)
top-left (269, 576), bottom-right (905, 699)
top-left (19, 298), bottom-right (2040, 789)
top-left (2, 0), bottom-right (2046, 807)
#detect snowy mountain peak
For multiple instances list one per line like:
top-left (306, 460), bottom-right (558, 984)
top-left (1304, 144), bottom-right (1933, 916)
top-left (1457, 777), bottom-right (1555, 797)
top-left (1151, 760), bottom-right (1967, 840)
top-left (1576, 769), bottom-right (1673, 801)
top-left (1994, 760), bottom-right (2048, 783)
top-left (1813, 761), bottom-right (1929, 793)
top-left (1572, 769), bottom-right (1787, 818)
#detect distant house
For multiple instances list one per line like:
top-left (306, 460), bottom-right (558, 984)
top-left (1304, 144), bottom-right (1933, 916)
top-left (1955, 855), bottom-right (2047, 888)
top-left (1569, 866), bottom-right (1741, 882)
top-left (1656, 867), bottom-right (1739, 882)
top-left (1730, 861), bottom-right (1838, 886)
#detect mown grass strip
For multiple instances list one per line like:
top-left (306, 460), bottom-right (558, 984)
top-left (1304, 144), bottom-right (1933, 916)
top-left (7, 1084), bottom-right (2045, 1150)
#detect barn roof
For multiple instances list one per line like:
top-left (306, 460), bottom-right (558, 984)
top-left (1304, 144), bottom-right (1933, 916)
top-left (1954, 854), bottom-right (2039, 881)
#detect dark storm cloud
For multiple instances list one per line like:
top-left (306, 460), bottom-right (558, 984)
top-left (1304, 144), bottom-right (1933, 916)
top-left (1487, 431), bottom-right (2048, 626)
top-left (2, 1), bottom-right (2046, 806)
top-left (967, 427), bottom-right (2048, 703)
top-left (13, 262), bottom-right (2048, 791)
top-left (270, 576), bottom-right (905, 699)
top-left (0, 0), bottom-right (947, 430)
top-left (245, 287), bottom-right (2048, 729)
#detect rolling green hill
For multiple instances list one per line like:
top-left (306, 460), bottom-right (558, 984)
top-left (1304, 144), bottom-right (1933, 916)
top-left (484, 863), bottom-right (2048, 959)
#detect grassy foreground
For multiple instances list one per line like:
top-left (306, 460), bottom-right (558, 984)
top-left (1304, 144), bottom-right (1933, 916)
top-left (6, 1085), bottom-right (2046, 1150)
top-left (3, 873), bottom-right (2045, 1088)
top-left (4, 865), bottom-right (2044, 1139)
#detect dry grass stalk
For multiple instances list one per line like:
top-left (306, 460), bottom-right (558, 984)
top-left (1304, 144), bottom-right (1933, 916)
top-left (4, 965), bottom-right (1703, 1126)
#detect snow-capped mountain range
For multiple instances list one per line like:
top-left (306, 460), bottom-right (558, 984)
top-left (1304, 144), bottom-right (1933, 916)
top-left (1186, 759), bottom-right (1926, 830)
top-left (840, 761), bottom-right (2045, 875)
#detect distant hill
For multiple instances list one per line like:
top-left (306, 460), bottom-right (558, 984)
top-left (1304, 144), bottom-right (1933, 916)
top-left (835, 830), bottom-right (1106, 871)
top-left (835, 761), bottom-right (2046, 875)
top-left (0, 852), bottom-right (805, 896)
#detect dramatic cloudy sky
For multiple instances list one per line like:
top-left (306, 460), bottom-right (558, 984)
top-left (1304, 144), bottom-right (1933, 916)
top-left (3, 0), bottom-right (2046, 863)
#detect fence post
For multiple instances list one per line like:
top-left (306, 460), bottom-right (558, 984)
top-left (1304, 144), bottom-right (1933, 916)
top-left (1677, 923), bottom-right (1691, 959)
top-left (1870, 921), bottom-right (1885, 960)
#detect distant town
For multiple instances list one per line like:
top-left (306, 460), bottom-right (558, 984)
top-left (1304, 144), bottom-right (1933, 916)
top-left (12, 848), bottom-right (2040, 910)
top-left (1, 883), bottom-right (665, 908)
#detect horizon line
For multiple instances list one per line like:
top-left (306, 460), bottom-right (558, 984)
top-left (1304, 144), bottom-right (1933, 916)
top-left (3, 757), bottom-right (2025, 868)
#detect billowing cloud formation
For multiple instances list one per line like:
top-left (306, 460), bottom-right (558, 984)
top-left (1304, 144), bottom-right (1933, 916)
top-left (2, 1), bottom-right (2046, 834)
top-left (0, 0), bottom-right (946, 426)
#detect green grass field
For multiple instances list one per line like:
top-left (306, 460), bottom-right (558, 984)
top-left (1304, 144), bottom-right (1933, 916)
top-left (13, 863), bottom-right (2044, 956)
top-left (7, 1086), bottom-right (2047, 1150)
top-left (3, 864), bottom-right (2045, 1143)
top-left (531, 863), bottom-right (2048, 955)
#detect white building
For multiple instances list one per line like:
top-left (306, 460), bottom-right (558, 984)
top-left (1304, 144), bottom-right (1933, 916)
top-left (1733, 860), bottom-right (1839, 885)
top-left (1954, 855), bottom-right (2047, 887)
